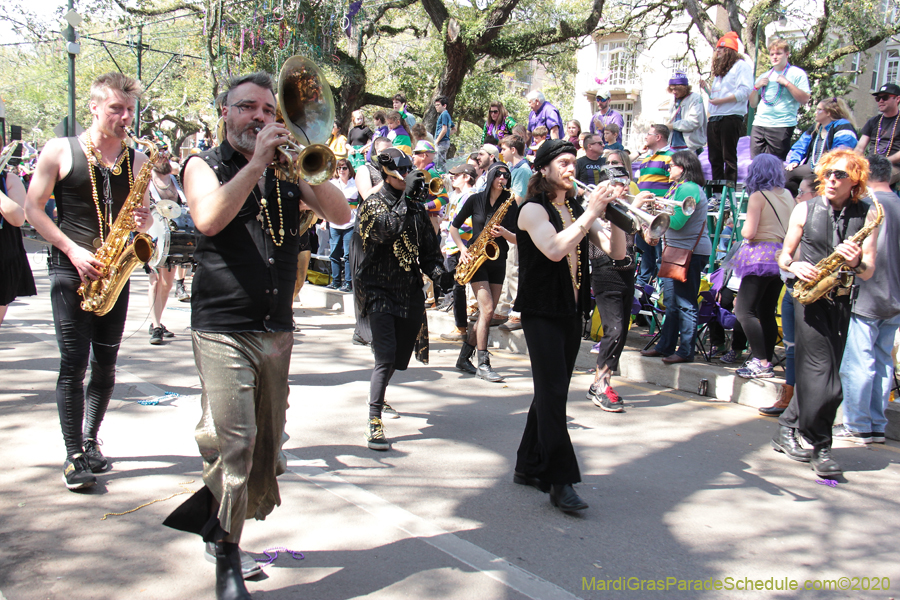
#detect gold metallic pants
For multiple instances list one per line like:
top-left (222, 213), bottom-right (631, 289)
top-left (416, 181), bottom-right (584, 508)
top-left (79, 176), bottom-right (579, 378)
top-left (192, 330), bottom-right (293, 543)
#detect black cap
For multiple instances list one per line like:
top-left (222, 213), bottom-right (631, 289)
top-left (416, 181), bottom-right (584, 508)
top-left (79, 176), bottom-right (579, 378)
top-left (533, 139), bottom-right (577, 170)
top-left (873, 83), bottom-right (900, 97)
top-left (598, 164), bottom-right (630, 184)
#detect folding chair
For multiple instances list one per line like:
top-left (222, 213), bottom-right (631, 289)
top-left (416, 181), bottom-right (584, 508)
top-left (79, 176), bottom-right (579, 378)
top-left (694, 291), bottom-right (720, 363)
top-left (636, 283), bottom-right (666, 351)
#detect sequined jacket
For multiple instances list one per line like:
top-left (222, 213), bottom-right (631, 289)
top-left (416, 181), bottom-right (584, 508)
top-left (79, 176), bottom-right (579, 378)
top-left (355, 181), bottom-right (444, 318)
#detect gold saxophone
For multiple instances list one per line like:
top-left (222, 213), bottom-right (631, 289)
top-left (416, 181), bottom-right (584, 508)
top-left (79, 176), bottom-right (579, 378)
top-left (78, 128), bottom-right (158, 315)
top-left (454, 195), bottom-right (516, 285)
top-left (792, 189), bottom-right (884, 305)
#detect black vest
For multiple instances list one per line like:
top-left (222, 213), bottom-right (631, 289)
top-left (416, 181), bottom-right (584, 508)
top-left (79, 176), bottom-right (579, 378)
top-left (514, 193), bottom-right (591, 319)
top-left (184, 140), bottom-right (303, 333)
top-left (799, 196), bottom-right (870, 266)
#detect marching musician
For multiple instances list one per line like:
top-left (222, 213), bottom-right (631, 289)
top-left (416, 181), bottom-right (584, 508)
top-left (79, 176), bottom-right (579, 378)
top-left (772, 149), bottom-right (878, 479)
top-left (146, 145), bottom-right (184, 345)
top-left (512, 139), bottom-right (626, 513)
top-left (355, 148), bottom-right (445, 451)
top-left (24, 73), bottom-right (152, 491)
top-left (161, 72), bottom-right (348, 600)
top-left (450, 162), bottom-right (518, 383)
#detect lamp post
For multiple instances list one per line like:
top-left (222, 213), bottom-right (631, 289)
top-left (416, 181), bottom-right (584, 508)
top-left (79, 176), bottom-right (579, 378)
top-left (747, 10), bottom-right (787, 134)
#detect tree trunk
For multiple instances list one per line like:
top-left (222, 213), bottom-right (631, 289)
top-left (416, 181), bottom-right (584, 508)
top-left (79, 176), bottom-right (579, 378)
top-left (422, 22), bottom-right (471, 131)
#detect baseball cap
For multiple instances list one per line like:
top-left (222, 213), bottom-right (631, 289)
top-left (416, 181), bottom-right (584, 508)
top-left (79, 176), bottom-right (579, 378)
top-left (448, 163), bottom-right (476, 178)
top-left (480, 144), bottom-right (500, 159)
top-left (669, 73), bottom-right (689, 86)
top-left (873, 83), bottom-right (900, 97)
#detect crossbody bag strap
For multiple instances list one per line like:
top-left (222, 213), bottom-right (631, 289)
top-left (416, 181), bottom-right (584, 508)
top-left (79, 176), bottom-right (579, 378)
top-left (760, 190), bottom-right (787, 238)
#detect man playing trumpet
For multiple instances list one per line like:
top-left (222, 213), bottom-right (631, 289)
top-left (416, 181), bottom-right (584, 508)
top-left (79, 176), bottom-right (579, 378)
top-left (163, 71), bottom-right (348, 600)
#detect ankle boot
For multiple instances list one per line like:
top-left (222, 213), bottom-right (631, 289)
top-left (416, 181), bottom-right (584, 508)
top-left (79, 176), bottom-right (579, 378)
top-left (215, 542), bottom-right (252, 600)
top-left (456, 342), bottom-right (477, 375)
top-left (771, 425), bottom-right (811, 462)
top-left (811, 445), bottom-right (842, 477)
top-left (759, 384), bottom-right (793, 416)
top-left (476, 350), bottom-right (504, 383)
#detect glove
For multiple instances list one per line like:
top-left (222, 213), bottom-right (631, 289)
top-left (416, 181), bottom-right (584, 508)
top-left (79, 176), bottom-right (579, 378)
top-left (404, 170), bottom-right (426, 200)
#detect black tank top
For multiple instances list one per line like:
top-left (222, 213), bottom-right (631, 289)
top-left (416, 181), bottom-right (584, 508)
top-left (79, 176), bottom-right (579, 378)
top-left (53, 137), bottom-right (135, 252)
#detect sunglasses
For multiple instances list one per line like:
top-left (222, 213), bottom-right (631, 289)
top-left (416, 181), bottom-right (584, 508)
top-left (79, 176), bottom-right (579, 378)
top-left (824, 169), bottom-right (850, 180)
top-left (489, 109), bottom-right (499, 114)
top-left (337, 166), bottom-right (349, 171)
top-left (607, 161), bottom-right (622, 166)
top-left (875, 95), bottom-right (893, 102)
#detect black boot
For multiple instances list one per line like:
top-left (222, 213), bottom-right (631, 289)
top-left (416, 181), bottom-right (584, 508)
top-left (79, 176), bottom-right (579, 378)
top-left (810, 445), bottom-right (842, 478)
top-left (549, 484), bottom-right (588, 512)
top-left (476, 350), bottom-right (504, 383)
top-left (215, 542), bottom-right (252, 600)
top-left (456, 342), bottom-right (477, 375)
top-left (771, 425), bottom-right (811, 462)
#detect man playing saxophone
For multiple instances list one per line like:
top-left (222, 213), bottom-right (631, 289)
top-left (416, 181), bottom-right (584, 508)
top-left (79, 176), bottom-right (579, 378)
top-left (25, 73), bottom-right (152, 491)
top-left (772, 149), bottom-right (878, 478)
top-left (162, 72), bottom-right (348, 600)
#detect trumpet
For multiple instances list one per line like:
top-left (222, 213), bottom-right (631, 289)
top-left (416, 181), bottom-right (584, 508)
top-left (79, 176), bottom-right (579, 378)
top-left (571, 179), bottom-right (670, 239)
top-left (653, 196), bottom-right (696, 216)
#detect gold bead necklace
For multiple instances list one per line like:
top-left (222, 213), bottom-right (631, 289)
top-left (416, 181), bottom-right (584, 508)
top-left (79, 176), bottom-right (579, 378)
top-left (83, 135), bottom-right (132, 248)
top-left (259, 172), bottom-right (285, 246)
top-left (551, 198), bottom-right (582, 290)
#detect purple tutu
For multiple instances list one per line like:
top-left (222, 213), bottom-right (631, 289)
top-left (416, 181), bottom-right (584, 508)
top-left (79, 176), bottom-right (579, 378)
top-left (731, 241), bottom-right (782, 278)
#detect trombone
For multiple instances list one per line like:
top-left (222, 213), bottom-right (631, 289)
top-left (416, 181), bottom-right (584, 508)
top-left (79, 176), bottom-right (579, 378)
top-left (617, 194), bottom-right (696, 216)
top-left (571, 179), bottom-right (670, 239)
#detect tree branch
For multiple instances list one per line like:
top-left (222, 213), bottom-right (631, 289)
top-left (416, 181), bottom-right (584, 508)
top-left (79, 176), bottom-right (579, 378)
top-left (111, 0), bottom-right (204, 17)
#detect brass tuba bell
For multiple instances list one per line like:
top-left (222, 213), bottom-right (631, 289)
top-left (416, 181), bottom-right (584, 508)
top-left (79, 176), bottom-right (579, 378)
top-left (274, 56), bottom-right (337, 186)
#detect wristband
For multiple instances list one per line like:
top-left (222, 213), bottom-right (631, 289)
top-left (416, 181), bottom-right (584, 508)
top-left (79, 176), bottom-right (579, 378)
top-left (578, 223), bottom-right (589, 237)
top-left (854, 261), bottom-right (867, 274)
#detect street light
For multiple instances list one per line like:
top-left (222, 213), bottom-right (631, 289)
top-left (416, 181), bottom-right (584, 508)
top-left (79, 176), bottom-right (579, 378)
top-left (747, 9), bottom-right (788, 134)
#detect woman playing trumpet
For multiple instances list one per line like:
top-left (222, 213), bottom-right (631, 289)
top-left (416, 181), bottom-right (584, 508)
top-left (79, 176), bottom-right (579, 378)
top-left (637, 150), bottom-right (711, 364)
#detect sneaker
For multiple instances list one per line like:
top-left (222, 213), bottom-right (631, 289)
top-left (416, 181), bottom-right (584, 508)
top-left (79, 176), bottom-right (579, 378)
top-left (148, 324), bottom-right (175, 338)
top-left (440, 327), bottom-right (468, 341)
top-left (587, 383), bottom-right (625, 412)
top-left (83, 438), bottom-right (109, 473)
top-left (736, 358), bottom-right (775, 379)
top-left (498, 316), bottom-right (522, 331)
top-left (719, 349), bottom-right (743, 364)
top-left (832, 425), bottom-right (873, 445)
top-left (150, 327), bottom-right (164, 345)
top-left (382, 403), bottom-right (400, 419)
top-left (708, 345), bottom-right (724, 358)
top-left (339, 282), bottom-right (352, 293)
top-left (63, 454), bottom-right (97, 490)
top-left (871, 431), bottom-right (886, 444)
top-left (590, 341), bottom-right (602, 354)
top-left (366, 418), bottom-right (390, 451)
top-left (174, 280), bottom-right (191, 302)
top-left (325, 281), bottom-right (340, 290)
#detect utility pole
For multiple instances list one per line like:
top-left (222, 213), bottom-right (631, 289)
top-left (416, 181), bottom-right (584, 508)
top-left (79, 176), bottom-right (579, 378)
top-left (64, 1), bottom-right (81, 137)
top-left (135, 25), bottom-right (143, 135)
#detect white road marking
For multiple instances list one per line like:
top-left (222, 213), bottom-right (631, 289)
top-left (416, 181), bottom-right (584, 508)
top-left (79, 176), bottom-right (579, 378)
top-left (286, 456), bottom-right (583, 600)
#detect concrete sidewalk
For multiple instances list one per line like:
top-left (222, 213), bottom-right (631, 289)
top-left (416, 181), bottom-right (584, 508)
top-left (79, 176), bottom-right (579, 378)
top-left (2, 250), bottom-right (899, 599)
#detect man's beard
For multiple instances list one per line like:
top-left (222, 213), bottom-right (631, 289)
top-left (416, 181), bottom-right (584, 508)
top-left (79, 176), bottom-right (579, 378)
top-left (153, 161), bottom-right (173, 175)
top-left (227, 118), bottom-right (265, 154)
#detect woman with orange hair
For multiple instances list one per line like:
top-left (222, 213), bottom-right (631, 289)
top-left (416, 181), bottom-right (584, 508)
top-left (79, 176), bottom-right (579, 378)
top-left (772, 149), bottom-right (879, 479)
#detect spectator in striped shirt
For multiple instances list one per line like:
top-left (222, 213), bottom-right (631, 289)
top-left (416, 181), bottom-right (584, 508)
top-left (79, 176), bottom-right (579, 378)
top-left (633, 124), bottom-right (673, 287)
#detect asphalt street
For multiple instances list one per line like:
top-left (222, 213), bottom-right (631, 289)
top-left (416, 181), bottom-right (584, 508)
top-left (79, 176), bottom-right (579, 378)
top-left (1, 252), bottom-right (899, 600)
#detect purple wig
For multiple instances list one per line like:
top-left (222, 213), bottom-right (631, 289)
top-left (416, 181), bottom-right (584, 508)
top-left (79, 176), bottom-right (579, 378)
top-left (745, 153), bottom-right (785, 194)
